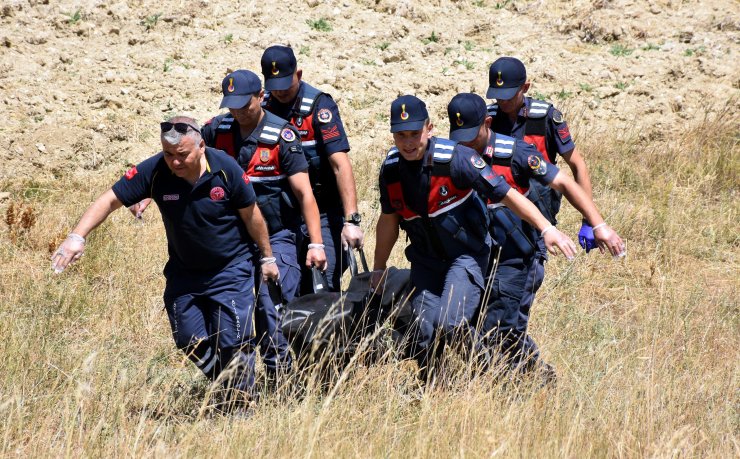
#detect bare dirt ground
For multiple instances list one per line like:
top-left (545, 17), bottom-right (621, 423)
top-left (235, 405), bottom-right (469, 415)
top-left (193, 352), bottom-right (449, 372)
top-left (0, 0), bottom-right (737, 185)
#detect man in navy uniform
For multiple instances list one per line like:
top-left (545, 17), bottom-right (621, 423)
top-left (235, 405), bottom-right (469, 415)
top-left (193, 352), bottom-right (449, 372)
top-left (51, 117), bottom-right (279, 404)
top-left (373, 95), bottom-right (577, 380)
top-left (485, 57), bottom-right (601, 251)
top-left (260, 45), bottom-right (363, 294)
top-left (447, 93), bottom-right (625, 375)
top-left (201, 69), bottom-right (327, 380)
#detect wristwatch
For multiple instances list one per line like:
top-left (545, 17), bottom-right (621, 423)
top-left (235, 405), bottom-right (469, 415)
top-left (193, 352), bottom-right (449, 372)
top-left (345, 212), bottom-right (362, 225)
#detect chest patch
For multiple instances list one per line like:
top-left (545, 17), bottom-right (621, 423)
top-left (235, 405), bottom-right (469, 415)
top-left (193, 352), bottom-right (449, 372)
top-left (163, 194), bottom-right (179, 201)
top-left (210, 187), bottom-right (225, 201)
top-left (259, 149), bottom-right (270, 163)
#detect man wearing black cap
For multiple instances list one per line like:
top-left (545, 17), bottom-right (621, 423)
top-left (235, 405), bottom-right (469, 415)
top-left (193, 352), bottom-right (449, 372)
top-left (486, 57), bottom-right (600, 253)
top-left (447, 93), bottom-right (625, 376)
top-left (51, 116), bottom-right (279, 408)
top-left (201, 69), bottom-right (327, 380)
top-left (373, 95), bottom-right (577, 380)
top-left (260, 45), bottom-right (363, 295)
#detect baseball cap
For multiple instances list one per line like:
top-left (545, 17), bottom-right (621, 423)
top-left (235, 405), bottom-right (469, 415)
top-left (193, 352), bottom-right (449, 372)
top-left (486, 57), bottom-right (527, 100)
top-left (219, 70), bottom-right (262, 109)
top-left (261, 45), bottom-right (297, 91)
top-left (390, 95), bottom-right (428, 133)
top-left (447, 93), bottom-right (486, 142)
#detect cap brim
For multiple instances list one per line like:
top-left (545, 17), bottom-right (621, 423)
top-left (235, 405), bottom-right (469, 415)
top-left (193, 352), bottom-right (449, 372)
top-left (486, 85), bottom-right (520, 100)
top-left (264, 75), bottom-right (293, 91)
top-left (449, 126), bottom-right (480, 142)
top-left (219, 95), bottom-right (252, 109)
top-left (390, 120), bottom-right (426, 133)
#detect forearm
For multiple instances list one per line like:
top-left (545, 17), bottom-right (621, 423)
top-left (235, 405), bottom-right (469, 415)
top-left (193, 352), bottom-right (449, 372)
top-left (501, 189), bottom-right (551, 232)
top-left (373, 213), bottom-right (399, 270)
top-left (241, 205), bottom-right (272, 257)
top-left (299, 194), bottom-right (323, 244)
top-left (330, 152), bottom-right (359, 214)
top-left (551, 173), bottom-right (604, 226)
top-left (72, 189), bottom-right (124, 237)
top-left (563, 147), bottom-right (593, 199)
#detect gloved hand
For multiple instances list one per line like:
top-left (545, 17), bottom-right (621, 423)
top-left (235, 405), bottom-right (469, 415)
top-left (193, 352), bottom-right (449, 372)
top-left (51, 233), bottom-right (86, 273)
top-left (340, 223), bottom-right (364, 250)
top-left (578, 220), bottom-right (598, 253)
top-left (128, 198), bottom-right (152, 219)
top-left (306, 243), bottom-right (328, 270)
top-left (259, 257), bottom-right (280, 283)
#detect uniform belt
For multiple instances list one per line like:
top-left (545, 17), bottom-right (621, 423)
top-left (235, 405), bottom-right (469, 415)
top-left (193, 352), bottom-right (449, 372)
top-left (487, 203), bottom-right (506, 209)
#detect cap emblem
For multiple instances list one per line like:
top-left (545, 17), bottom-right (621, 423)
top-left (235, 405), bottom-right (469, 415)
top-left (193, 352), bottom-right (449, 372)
top-left (455, 112), bottom-right (464, 127)
top-left (271, 61), bottom-right (280, 76)
top-left (400, 104), bottom-right (409, 121)
top-left (227, 77), bottom-right (235, 93)
top-left (496, 71), bottom-right (504, 87)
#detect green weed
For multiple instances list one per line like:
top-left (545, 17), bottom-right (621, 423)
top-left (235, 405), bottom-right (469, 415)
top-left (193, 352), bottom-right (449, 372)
top-left (610, 44), bottom-right (634, 56)
top-left (307, 18), bottom-right (332, 32)
top-left (421, 31), bottom-right (440, 45)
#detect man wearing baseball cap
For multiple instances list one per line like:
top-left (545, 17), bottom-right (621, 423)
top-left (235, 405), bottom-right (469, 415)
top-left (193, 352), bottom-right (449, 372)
top-left (260, 45), bottom-right (363, 296)
top-left (373, 95), bottom-right (577, 381)
top-left (201, 69), bottom-right (327, 383)
top-left (486, 57), bottom-right (600, 253)
top-left (448, 92), bottom-right (625, 379)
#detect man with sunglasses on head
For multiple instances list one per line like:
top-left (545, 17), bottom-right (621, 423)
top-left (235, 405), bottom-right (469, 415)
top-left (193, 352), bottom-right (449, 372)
top-left (447, 93), bottom-right (625, 379)
top-left (201, 69), bottom-right (326, 382)
top-left (51, 116), bottom-right (278, 409)
top-left (486, 57), bottom-right (600, 251)
top-left (260, 45), bottom-right (363, 295)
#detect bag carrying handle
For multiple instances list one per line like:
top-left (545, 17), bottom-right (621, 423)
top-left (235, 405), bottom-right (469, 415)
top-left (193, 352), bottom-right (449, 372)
top-left (347, 247), bottom-right (369, 277)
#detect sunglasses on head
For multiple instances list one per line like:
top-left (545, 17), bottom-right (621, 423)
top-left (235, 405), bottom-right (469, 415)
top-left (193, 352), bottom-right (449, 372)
top-left (160, 122), bottom-right (201, 134)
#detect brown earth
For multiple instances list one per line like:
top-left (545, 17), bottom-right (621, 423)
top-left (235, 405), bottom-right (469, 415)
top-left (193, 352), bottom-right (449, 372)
top-left (0, 0), bottom-right (737, 188)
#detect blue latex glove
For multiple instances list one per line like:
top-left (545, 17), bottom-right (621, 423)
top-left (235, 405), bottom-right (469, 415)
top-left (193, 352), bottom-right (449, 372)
top-left (578, 220), bottom-right (598, 253)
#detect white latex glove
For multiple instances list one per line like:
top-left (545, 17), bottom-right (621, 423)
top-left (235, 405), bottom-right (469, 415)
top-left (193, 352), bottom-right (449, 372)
top-left (51, 233), bottom-right (86, 274)
top-left (340, 223), bottom-right (364, 250)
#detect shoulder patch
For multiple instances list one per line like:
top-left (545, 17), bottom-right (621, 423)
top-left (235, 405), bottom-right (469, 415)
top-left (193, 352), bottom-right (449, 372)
top-left (528, 155), bottom-right (548, 176)
top-left (317, 108), bottom-right (332, 123)
top-left (552, 109), bottom-right (565, 124)
top-left (281, 128), bottom-right (296, 142)
top-left (471, 155), bottom-right (486, 169)
top-left (124, 164), bottom-right (138, 180)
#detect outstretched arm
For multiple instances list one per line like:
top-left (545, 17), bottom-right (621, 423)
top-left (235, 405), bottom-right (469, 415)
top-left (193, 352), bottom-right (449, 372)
top-left (500, 188), bottom-right (576, 259)
top-left (51, 189), bottom-right (124, 273)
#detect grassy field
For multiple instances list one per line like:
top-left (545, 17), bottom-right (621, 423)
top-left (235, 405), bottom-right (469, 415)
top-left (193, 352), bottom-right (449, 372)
top-left (0, 104), bottom-right (737, 457)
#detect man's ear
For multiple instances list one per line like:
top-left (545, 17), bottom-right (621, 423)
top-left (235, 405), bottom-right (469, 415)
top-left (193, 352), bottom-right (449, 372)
top-left (296, 69), bottom-right (303, 81)
top-left (484, 116), bottom-right (492, 128)
top-left (522, 82), bottom-right (531, 94)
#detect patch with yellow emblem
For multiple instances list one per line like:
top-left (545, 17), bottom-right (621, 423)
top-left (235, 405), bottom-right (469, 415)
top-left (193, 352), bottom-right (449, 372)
top-left (528, 155), bottom-right (548, 176)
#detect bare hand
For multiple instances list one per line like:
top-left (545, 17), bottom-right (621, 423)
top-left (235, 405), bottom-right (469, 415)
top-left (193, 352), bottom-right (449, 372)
top-left (543, 227), bottom-right (577, 260)
top-left (369, 269), bottom-right (388, 292)
top-left (341, 223), bottom-right (364, 250)
top-left (51, 233), bottom-right (86, 274)
top-left (593, 224), bottom-right (626, 258)
top-left (128, 198), bottom-right (152, 219)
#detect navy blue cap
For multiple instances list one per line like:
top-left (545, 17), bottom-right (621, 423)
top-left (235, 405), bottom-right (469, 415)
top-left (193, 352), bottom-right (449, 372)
top-left (261, 46), bottom-right (297, 91)
top-left (390, 95), bottom-right (428, 133)
top-left (219, 70), bottom-right (262, 109)
top-left (447, 93), bottom-right (487, 142)
top-left (486, 57), bottom-right (527, 100)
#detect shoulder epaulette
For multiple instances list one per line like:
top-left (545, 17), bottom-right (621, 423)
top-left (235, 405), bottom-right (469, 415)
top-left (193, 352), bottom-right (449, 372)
top-left (432, 138), bottom-right (456, 163)
top-left (258, 112), bottom-right (291, 145)
top-left (492, 134), bottom-right (516, 159)
top-left (215, 114), bottom-right (235, 132)
top-left (297, 83), bottom-right (324, 116)
top-left (527, 99), bottom-right (551, 119)
top-left (486, 103), bottom-right (499, 117)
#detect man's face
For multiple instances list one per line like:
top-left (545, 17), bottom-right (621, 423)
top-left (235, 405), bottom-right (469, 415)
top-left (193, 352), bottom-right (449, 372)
top-left (229, 91), bottom-right (264, 126)
top-left (459, 117), bottom-right (492, 154)
top-left (392, 122), bottom-right (432, 161)
top-left (496, 82), bottom-right (530, 114)
top-left (270, 70), bottom-right (302, 104)
top-left (162, 135), bottom-right (204, 178)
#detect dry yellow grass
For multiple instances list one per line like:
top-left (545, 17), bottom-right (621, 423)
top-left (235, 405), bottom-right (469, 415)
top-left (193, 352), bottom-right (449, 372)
top-left (0, 102), bottom-right (737, 457)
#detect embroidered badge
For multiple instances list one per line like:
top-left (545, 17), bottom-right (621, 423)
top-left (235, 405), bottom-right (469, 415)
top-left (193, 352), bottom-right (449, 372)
top-left (496, 71), bottom-right (504, 87)
top-left (528, 155), bottom-right (548, 175)
top-left (227, 77), bottom-right (235, 93)
top-left (321, 125), bottom-right (340, 140)
top-left (210, 187), bottom-right (225, 201)
top-left (259, 149), bottom-right (270, 163)
top-left (124, 165), bottom-right (137, 180)
top-left (163, 194), bottom-right (179, 201)
top-left (295, 117), bottom-right (303, 127)
top-left (471, 155), bottom-right (486, 169)
top-left (317, 108), bottom-right (332, 123)
top-left (439, 185), bottom-right (449, 196)
top-left (484, 145), bottom-right (494, 157)
top-left (280, 128), bottom-right (296, 142)
top-left (557, 125), bottom-right (571, 142)
top-left (455, 113), bottom-right (464, 127)
top-left (271, 61), bottom-right (279, 76)
top-left (400, 104), bottom-right (409, 121)
top-left (552, 109), bottom-right (565, 124)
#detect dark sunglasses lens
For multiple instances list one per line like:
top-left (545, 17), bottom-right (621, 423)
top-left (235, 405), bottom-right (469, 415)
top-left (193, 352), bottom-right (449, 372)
top-left (160, 122), bottom-right (199, 134)
top-left (160, 122), bottom-right (174, 133)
